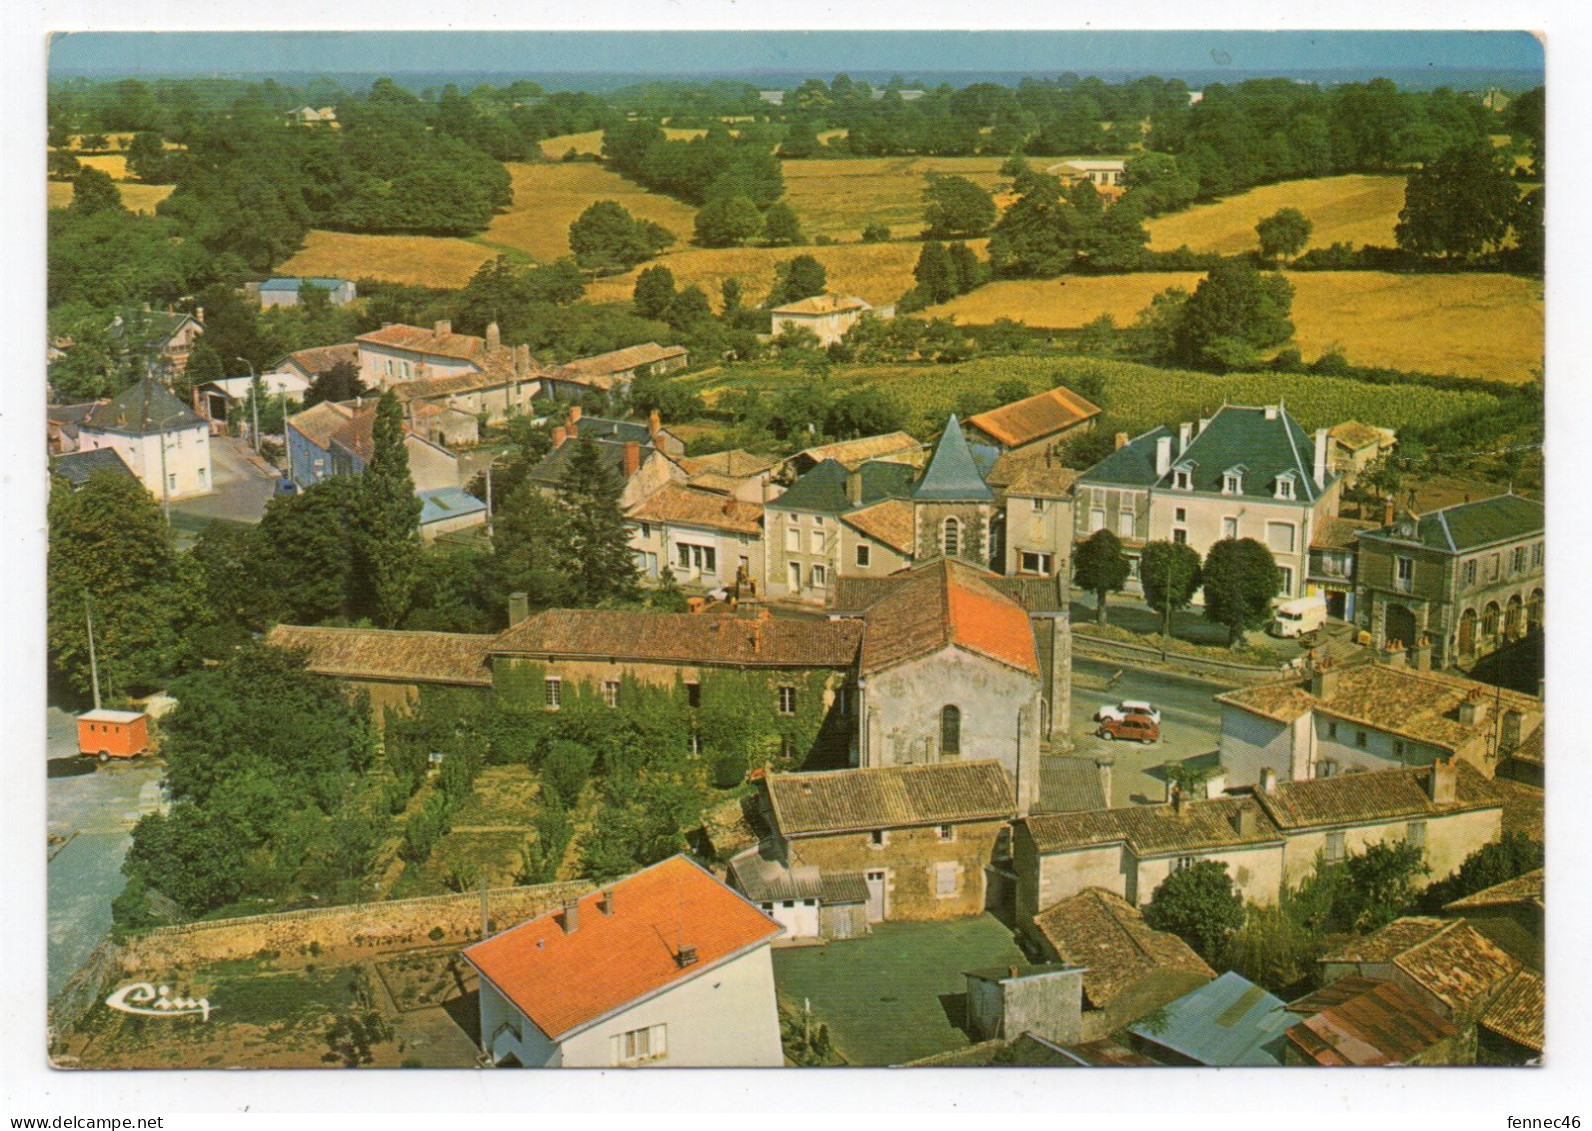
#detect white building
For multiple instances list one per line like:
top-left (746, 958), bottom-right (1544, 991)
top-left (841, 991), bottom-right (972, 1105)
top-left (77, 378), bottom-right (212, 501)
top-left (1046, 159), bottom-right (1127, 187)
top-left (770, 294), bottom-right (881, 347)
top-left (627, 483), bottom-right (765, 593)
top-left (464, 856), bottom-right (784, 1068)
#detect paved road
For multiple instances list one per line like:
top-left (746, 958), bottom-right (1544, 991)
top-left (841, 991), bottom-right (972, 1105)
top-left (169, 435), bottom-right (279, 530)
top-left (1071, 597), bottom-right (1319, 663)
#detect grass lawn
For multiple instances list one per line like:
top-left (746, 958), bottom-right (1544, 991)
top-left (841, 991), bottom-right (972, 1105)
top-left (771, 914), bottom-right (1026, 1066)
top-left (1146, 174), bottom-right (1407, 255)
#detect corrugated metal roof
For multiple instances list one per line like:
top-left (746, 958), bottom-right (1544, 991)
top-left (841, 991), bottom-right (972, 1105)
top-left (1128, 971), bottom-right (1291, 1066)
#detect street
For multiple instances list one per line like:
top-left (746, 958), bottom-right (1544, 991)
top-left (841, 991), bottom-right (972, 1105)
top-left (169, 434), bottom-right (280, 535)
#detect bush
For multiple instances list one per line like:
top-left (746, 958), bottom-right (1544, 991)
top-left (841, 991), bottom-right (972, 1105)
top-left (860, 222), bottom-right (891, 243)
top-left (428, 926), bottom-right (445, 941)
top-left (1143, 860), bottom-right (1245, 961)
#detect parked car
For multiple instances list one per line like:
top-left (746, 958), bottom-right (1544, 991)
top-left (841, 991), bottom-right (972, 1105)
top-left (1095, 699), bottom-right (1162, 726)
top-left (1096, 714), bottom-right (1160, 744)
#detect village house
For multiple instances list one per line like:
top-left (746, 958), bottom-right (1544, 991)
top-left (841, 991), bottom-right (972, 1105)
top-left (1047, 158), bottom-right (1127, 187)
top-left (394, 394), bottom-right (481, 448)
top-left (745, 760), bottom-right (1017, 924)
top-left (268, 624), bottom-right (495, 717)
top-left (1026, 887), bottom-right (1214, 1042)
top-left (1328, 419), bottom-right (1397, 485)
top-left (1442, 868), bottom-right (1543, 971)
top-left (109, 306), bottom-right (204, 374)
top-left (779, 431), bottom-right (923, 481)
top-left (964, 385), bottom-right (1103, 459)
top-left (526, 417), bottom-right (684, 511)
top-left (762, 458), bottom-right (920, 605)
top-left (356, 321), bottom-right (542, 424)
top-left (908, 415), bottom-right (1004, 569)
top-left (326, 400), bottom-right (464, 493)
top-left (987, 450), bottom-right (1078, 579)
top-left (1075, 405), bottom-right (1342, 602)
top-left (266, 343), bottom-right (360, 387)
top-left (77, 377), bottom-right (212, 500)
top-left (1477, 968), bottom-right (1544, 1064)
top-left (1014, 760), bottom-right (1504, 917)
top-left (284, 401), bottom-right (354, 487)
top-left (1281, 976), bottom-right (1463, 1066)
top-left (250, 276), bottom-right (357, 308)
top-left (464, 855), bottom-right (784, 1068)
top-left (51, 447), bottom-right (136, 492)
top-left (193, 372), bottom-right (311, 430)
top-left (1354, 493), bottom-right (1544, 670)
top-left (1308, 514), bottom-right (1378, 620)
top-left (769, 294), bottom-right (883, 347)
top-left (1126, 972), bottom-right (1293, 1066)
top-left (287, 105), bottom-right (337, 125)
top-left (673, 449), bottom-right (780, 504)
top-left (626, 482), bottom-right (764, 594)
top-left (1215, 658), bottom-right (1543, 786)
top-left (47, 401), bottom-right (100, 455)
top-left (545, 342), bottom-right (689, 398)
top-left (726, 849), bottom-right (871, 943)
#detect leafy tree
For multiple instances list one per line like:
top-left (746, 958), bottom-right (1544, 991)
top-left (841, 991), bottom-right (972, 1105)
top-left (1256, 207), bottom-right (1312, 262)
top-left (1422, 832), bottom-right (1543, 911)
top-left (946, 241), bottom-right (986, 295)
top-left (664, 285), bottom-right (713, 331)
top-left (632, 264), bottom-right (677, 320)
top-left (252, 476), bottom-right (362, 624)
top-left (569, 200), bottom-right (673, 271)
top-left (1144, 860), bottom-right (1246, 963)
top-left (1171, 259), bottom-right (1295, 371)
top-left (125, 131), bottom-right (170, 183)
top-left (48, 149), bottom-right (82, 181)
top-left (719, 277), bottom-right (744, 318)
top-left (767, 254), bottom-right (827, 306)
top-left (1507, 85), bottom-right (1545, 176)
top-left (78, 132), bottom-right (110, 152)
top-left (826, 389), bottom-right (906, 440)
top-left (912, 241), bottom-right (958, 305)
top-left (1202, 537), bottom-right (1281, 646)
top-left (777, 118), bottom-right (820, 159)
top-left (1073, 528), bottom-right (1130, 625)
top-left (985, 172), bottom-right (1083, 278)
top-left (694, 194), bottom-right (763, 248)
top-left (860, 221), bottom-right (891, 243)
top-left (555, 435), bottom-right (640, 606)
top-left (489, 481), bottom-right (575, 615)
top-left (922, 174), bottom-right (996, 238)
top-left (1140, 540), bottom-right (1203, 639)
top-left (123, 804), bottom-right (249, 917)
top-left (304, 360), bottom-right (367, 407)
top-left (358, 392), bottom-right (421, 627)
top-left (1396, 142), bottom-right (1521, 261)
top-left (1339, 840), bottom-right (1429, 932)
top-left (761, 201), bottom-right (804, 246)
top-left (542, 739), bottom-right (597, 809)
top-left (68, 167), bottom-right (124, 216)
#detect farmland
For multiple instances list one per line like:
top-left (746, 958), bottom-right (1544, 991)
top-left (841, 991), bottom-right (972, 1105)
top-left (278, 230), bottom-right (497, 288)
top-left (47, 180), bottom-right (173, 214)
top-left (924, 271), bottom-right (1544, 384)
top-left (781, 156), bottom-right (1010, 241)
top-left (538, 127), bottom-right (709, 159)
top-left (1145, 174), bottom-right (1408, 255)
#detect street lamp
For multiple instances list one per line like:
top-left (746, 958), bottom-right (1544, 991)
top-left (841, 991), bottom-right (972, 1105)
top-left (236, 356), bottom-right (259, 453)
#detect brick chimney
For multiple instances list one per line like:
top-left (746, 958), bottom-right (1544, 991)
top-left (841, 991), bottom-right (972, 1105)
top-left (623, 440), bottom-right (641, 479)
top-left (1095, 758), bottom-right (1113, 805)
top-left (568, 405), bottom-right (582, 427)
top-left (1258, 766), bottom-right (1277, 794)
top-left (599, 888), bottom-right (616, 916)
top-left (1427, 757), bottom-right (1458, 804)
top-left (1310, 659), bottom-right (1339, 699)
top-left (486, 321), bottom-right (501, 352)
top-left (1115, 431), bottom-right (1129, 450)
top-left (1169, 783), bottom-right (1183, 814)
top-left (649, 410), bottom-right (662, 438)
top-left (846, 468), bottom-right (864, 506)
top-left (515, 343), bottom-right (531, 378)
top-left (560, 897), bottom-right (580, 934)
top-left (1231, 804), bottom-right (1256, 837)
top-left (1457, 687), bottom-right (1491, 727)
top-left (1383, 496), bottom-right (1395, 526)
top-left (434, 319), bottom-right (451, 337)
top-left (507, 592), bottom-right (530, 626)
top-left (552, 425), bottom-right (568, 448)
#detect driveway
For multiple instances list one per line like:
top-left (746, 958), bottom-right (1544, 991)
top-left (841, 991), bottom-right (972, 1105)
top-left (169, 435), bottom-right (280, 531)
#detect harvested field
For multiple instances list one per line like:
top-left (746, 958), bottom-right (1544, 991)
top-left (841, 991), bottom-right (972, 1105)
top-left (538, 127), bottom-right (709, 160)
top-left (781, 155), bottom-right (1009, 241)
top-left (1146, 175), bottom-right (1408, 255)
top-left (479, 161), bottom-right (697, 262)
top-left (47, 180), bottom-right (174, 214)
top-left (924, 271), bottom-right (1543, 384)
top-left (279, 230), bottom-right (497, 288)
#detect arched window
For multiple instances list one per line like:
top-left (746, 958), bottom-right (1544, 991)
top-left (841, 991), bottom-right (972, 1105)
top-left (942, 517), bottom-right (961, 558)
top-left (940, 705), bottom-right (961, 757)
top-left (1482, 602), bottom-right (1501, 638)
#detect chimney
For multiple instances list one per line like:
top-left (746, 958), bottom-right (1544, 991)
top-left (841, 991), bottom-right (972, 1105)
top-left (623, 440), bottom-right (641, 479)
top-left (1264, 405), bottom-right (1279, 421)
top-left (846, 469), bottom-right (864, 506)
top-left (434, 319), bottom-right (451, 337)
top-left (382, 321), bottom-right (394, 330)
top-left (1198, 416), bottom-right (1211, 435)
top-left (1169, 784), bottom-right (1184, 814)
top-left (568, 405), bottom-right (582, 426)
top-left (599, 888), bottom-right (616, 916)
top-left (1309, 659), bottom-right (1339, 700)
top-left (1259, 766), bottom-right (1277, 795)
top-left (649, 410), bottom-right (662, 438)
top-left (560, 898), bottom-right (580, 934)
top-left (507, 592), bottom-right (530, 626)
top-left (552, 425), bottom-right (568, 448)
top-left (1383, 496), bottom-right (1396, 527)
top-left (1115, 431), bottom-right (1129, 451)
top-left (1231, 804), bottom-right (1256, 837)
top-left (194, 306), bottom-right (204, 325)
top-left (486, 321), bottom-right (501, 352)
top-left (515, 343), bottom-right (531, 378)
top-left (1095, 758), bottom-right (1113, 805)
top-left (1313, 427), bottom-right (1329, 489)
top-left (1178, 421), bottom-right (1193, 455)
top-left (675, 944), bottom-right (699, 968)
top-left (1427, 757), bottom-right (1458, 804)
top-left (1155, 435), bottom-right (1174, 477)
top-left (1457, 688), bottom-right (1491, 727)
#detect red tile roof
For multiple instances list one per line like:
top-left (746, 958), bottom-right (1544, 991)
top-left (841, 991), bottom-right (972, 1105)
top-left (1324, 917), bottom-right (1521, 1016)
top-left (267, 624), bottom-right (494, 686)
top-left (966, 386), bottom-right (1103, 449)
top-left (357, 323), bottom-right (492, 363)
top-left (491, 608), bottom-right (861, 669)
top-left (627, 483), bottom-right (763, 536)
top-left (463, 856), bottom-right (780, 1041)
top-left (1032, 888), bottom-right (1214, 1009)
top-left (854, 559), bottom-right (1039, 676)
top-left (280, 343), bottom-right (358, 377)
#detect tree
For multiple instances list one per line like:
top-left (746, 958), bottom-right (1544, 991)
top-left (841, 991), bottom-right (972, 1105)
top-left (1171, 259), bottom-right (1295, 371)
top-left (826, 389), bottom-right (906, 440)
top-left (663, 285), bottom-right (713, 331)
top-left (252, 476), bottom-right (362, 624)
top-left (1202, 537), bottom-right (1281, 646)
top-left (569, 200), bottom-right (673, 271)
top-left (304, 360), bottom-right (366, 407)
top-left (1140, 540), bottom-right (1203, 641)
top-left (1255, 207), bottom-right (1312, 263)
top-left (358, 392), bottom-right (422, 627)
top-left (125, 131), bottom-right (170, 183)
top-left (48, 149), bottom-right (82, 181)
top-left (767, 254), bottom-right (827, 306)
top-left (912, 241), bottom-right (957, 305)
top-left (946, 242), bottom-right (986, 295)
top-left (488, 481), bottom-right (574, 614)
top-left (860, 222), bottom-right (891, 243)
top-left (1144, 860), bottom-right (1246, 963)
top-left (68, 167), bottom-right (125, 216)
top-left (555, 435), bottom-right (640, 606)
top-left (1338, 840), bottom-right (1429, 932)
top-left (694, 194), bottom-right (763, 248)
top-left (1507, 85), bottom-right (1545, 176)
top-left (1395, 142), bottom-right (1520, 261)
top-left (1073, 528), bottom-right (1130, 625)
top-left (761, 201), bottom-right (804, 247)
top-left (1422, 832), bottom-right (1543, 911)
top-left (632, 264), bottom-right (677, 320)
top-left (922, 174), bottom-right (996, 238)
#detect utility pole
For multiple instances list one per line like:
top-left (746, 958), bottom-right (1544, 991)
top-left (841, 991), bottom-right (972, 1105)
top-left (84, 595), bottom-right (102, 710)
top-left (149, 363), bottom-right (170, 526)
top-left (484, 461), bottom-right (494, 539)
top-left (237, 357), bottom-right (259, 453)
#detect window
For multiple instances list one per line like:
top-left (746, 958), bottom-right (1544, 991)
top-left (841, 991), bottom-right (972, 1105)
top-left (676, 543), bottom-right (717, 574)
top-left (1019, 550), bottom-right (1053, 575)
top-left (835, 686), bottom-right (853, 715)
top-left (937, 824), bottom-right (955, 842)
top-left (639, 522), bottom-right (651, 540)
top-left (784, 525), bottom-right (801, 552)
top-left (1118, 511), bottom-right (1136, 539)
top-left (1316, 759), bottom-right (1338, 779)
top-left (167, 473), bottom-right (177, 491)
top-left (544, 678), bottom-right (562, 710)
top-left (1395, 556), bottom-right (1414, 590)
top-left (602, 680), bottom-right (620, 708)
top-left (1355, 730), bottom-right (1367, 749)
top-left (1275, 477), bottom-right (1295, 500)
top-left (685, 681), bottom-right (701, 708)
top-left (1406, 820), bottom-right (1427, 850)
top-left (1175, 856), bottom-right (1198, 872)
top-left (1172, 528), bottom-right (1188, 545)
top-left (1127, 555), bottom-right (1141, 581)
top-left (1393, 739), bottom-right (1407, 762)
top-left (942, 517), bottom-right (961, 557)
top-left (788, 562), bottom-right (802, 591)
top-left (1266, 522), bottom-right (1296, 554)
top-left (778, 686), bottom-right (796, 715)
top-left (1222, 516), bottom-right (1238, 540)
top-left (1325, 831), bottom-right (1347, 863)
top-left (810, 564), bottom-right (827, 588)
top-left (1463, 559), bottom-right (1477, 586)
top-left (809, 528), bottom-right (824, 555)
top-left (1511, 546), bottom-right (1527, 574)
top-left (855, 544), bottom-right (871, 568)
top-left (1089, 508), bottom-right (1106, 533)
top-left (1174, 507), bottom-right (1187, 523)
top-left (613, 1024), bottom-right (667, 1065)
top-left (1174, 469), bottom-right (1191, 490)
top-left (1532, 542), bottom-right (1544, 568)
top-left (935, 862), bottom-right (959, 896)
top-left (1278, 565), bottom-right (1293, 593)
top-left (1327, 721), bottom-right (1338, 740)
top-left (1223, 472), bottom-right (1242, 494)
top-left (869, 830), bottom-right (886, 848)
top-left (1031, 498), bottom-right (1046, 513)
top-left (1489, 553), bottom-right (1501, 581)
top-left (940, 705), bottom-right (961, 756)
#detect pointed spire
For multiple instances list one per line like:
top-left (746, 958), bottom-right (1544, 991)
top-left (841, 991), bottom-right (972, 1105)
top-left (912, 414), bottom-right (994, 502)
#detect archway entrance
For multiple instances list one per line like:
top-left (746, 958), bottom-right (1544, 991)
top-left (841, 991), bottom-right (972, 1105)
top-left (1384, 604), bottom-right (1419, 653)
top-left (1458, 607), bottom-right (1478, 656)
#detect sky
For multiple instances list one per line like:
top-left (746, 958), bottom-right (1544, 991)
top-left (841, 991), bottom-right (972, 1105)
top-left (48, 29), bottom-right (1544, 78)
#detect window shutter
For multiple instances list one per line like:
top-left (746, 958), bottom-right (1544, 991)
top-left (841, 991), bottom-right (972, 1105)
top-left (650, 1023), bottom-right (667, 1059)
top-left (611, 1034), bottom-right (623, 1066)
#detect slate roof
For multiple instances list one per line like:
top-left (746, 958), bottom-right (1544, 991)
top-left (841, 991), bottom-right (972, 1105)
top-left (1128, 971), bottom-right (1292, 1066)
top-left (527, 436), bottom-right (649, 489)
top-left (770, 458), bottom-right (918, 515)
top-left (1444, 868), bottom-right (1544, 913)
top-left (82, 378), bottom-right (205, 435)
top-left (1360, 493), bottom-right (1544, 554)
top-left (277, 343), bottom-right (359, 378)
top-left (464, 856), bottom-right (781, 1042)
top-left (627, 483), bottom-right (763, 535)
top-left (1324, 917), bottom-right (1521, 1016)
top-left (1038, 757), bottom-right (1110, 813)
top-left (850, 559), bottom-right (1039, 676)
top-left (491, 608), bottom-right (861, 669)
top-left (772, 294), bottom-right (870, 316)
top-left (418, 487), bottom-right (487, 526)
top-left (1031, 888), bottom-right (1214, 1010)
top-left (966, 386), bottom-right (1102, 449)
top-left (793, 432), bottom-right (921, 470)
top-left (52, 447), bottom-right (135, 487)
top-left (558, 342), bottom-right (686, 378)
top-left (840, 498), bottom-right (916, 554)
top-left (1076, 425), bottom-right (1174, 487)
top-left (286, 401), bottom-right (355, 449)
top-left (912, 415), bottom-right (995, 502)
top-left (109, 309), bottom-right (198, 349)
top-left (763, 759), bottom-right (1015, 836)
top-left (575, 414), bottom-right (654, 444)
top-left (1479, 968), bottom-right (1543, 1053)
top-left (267, 624), bottom-right (495, 686)
top-left (1283, 976), bottom-right (1458, 1065)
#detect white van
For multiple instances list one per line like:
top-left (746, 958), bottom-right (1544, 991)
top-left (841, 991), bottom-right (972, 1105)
top-left (1271, 594), bottom-right (1328, 638)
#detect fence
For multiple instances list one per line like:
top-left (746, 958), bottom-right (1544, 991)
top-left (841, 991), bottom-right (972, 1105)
top-left (1072, 629), bottom-right (1281, 685)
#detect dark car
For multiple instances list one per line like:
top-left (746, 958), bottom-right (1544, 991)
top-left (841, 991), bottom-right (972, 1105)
top-left (1096, 713), bottom-right (1160, 745)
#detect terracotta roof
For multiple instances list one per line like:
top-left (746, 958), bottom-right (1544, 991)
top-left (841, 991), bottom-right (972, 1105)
top-left (676, 449), bottom-right (779, 480)
top-left (491, 608), bottom-right (861, 669)
top-left (1284, 976), bottom-right (1457, 1065)
top-left (1330, 420), bottom-right (1395, 452)
top-left (771, 293), bottom-right (870, 316)
top-left (1216, 662), bottom-right (1541, 753)
top-left (794, 432), bottom-right (921, 469)
top-left (966, 386), bottom-right (1103, 449)
top-left (463, 856), bottom-right (781, 1042)
top-left (279, 343), bottom-right (358, 377)
top-left (357, 323), bottom-right (491, 363)
top-left (1038, 757), bottom-right (1110, 813)
top-left (840, 498), bottom-right (916, 554)
top-left (764, 760), bottom-right (1015, 836)
top-left (1510, 727), bottom-right (1545, 768)
top-left (627, 483), bottom-right (763, 536)
top-left (558, 342), bottom-right (686, 377)
top-left (1479, 968), bottom-right (1543, 1053)
top-left (1444, 868), bottom-right (1544, 912)
top-left (1031, 888), bottom-right (1214, 1010)
top-left (1312, 515), bottom-right (1378, 551)
top-left (1254, 761), bottom-right (1501, 831)
top-left (1023, 794), bottom-right (1281, 857)
top-left (986, 450), bottom-right (1081, 498)
top-left (1324, 917), bottom-right (1521, 1016)
top-left (286, 400), bottom-right (355, 449)
top-left (267, 624), bottom-right (494, 686)
top-left (851, 559), bottom-right (1039, 677)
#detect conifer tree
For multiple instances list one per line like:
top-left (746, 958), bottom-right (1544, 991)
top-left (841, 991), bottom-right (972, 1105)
top-left (358, 391), bottom-right (421, 627)
top-left (555, 434), bottom-right (639, 606)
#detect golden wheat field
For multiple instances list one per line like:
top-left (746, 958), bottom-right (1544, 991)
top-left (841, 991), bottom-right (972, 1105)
top-left (537, 128), bottom-right (710, 160)
top-left (47, 180), bottom-right (175, 214)
top-left (925, 270), bottom-right (1543, 384)
top-left (479, 161), bottom-right (698, 261)
top-left (279, 230), bottom-right (498, 288)
top-left (1145, 175), bottom-right (1409, 255)
top-left (782, 156), bottom-right (1010, 241)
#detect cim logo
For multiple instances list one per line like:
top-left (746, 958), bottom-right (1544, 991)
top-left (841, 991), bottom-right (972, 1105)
top-left (105, 982), bottom-right (213, 1021)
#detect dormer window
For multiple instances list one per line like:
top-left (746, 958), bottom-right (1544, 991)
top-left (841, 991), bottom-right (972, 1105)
top-left (1221, 465), bottom-right (1246, 495)
top-left (1173, 466), bottom-right (1193, 491)
top-left (1274, 474), bottom-right (1296, 501)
